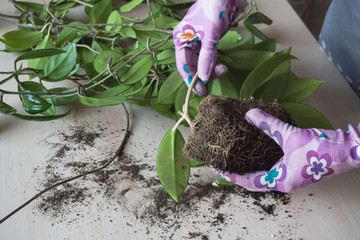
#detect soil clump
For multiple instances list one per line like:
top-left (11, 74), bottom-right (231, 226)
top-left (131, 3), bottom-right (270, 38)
top-left (184, 95), bottom-right (295, 174)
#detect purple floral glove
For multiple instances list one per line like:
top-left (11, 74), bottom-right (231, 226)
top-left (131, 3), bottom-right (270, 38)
top-left (212, 108), bottom-right (360, 193)
top-left (173, 0), bottom-right (248, 96)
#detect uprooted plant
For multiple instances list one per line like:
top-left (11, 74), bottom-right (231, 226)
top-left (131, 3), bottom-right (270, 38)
top-left (0, 0), bottom-right (333, 219)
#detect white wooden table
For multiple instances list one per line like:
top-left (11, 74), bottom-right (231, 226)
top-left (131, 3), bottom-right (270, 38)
top-left (1, 1), bottom-right (360, 239)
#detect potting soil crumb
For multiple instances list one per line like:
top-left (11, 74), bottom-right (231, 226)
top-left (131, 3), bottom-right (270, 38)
top-left (30, 117), bottom-right (306, 240)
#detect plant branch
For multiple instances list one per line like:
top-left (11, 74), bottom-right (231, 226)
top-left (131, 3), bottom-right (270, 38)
top-left (2, 20), bottom-right (174, 34)
top-left (146, 0), bottom-right (157, 27)
top-left (0, 89), bottom-right (77, 96)
top-left (0, 103), bottom-right (130, 225)
top-left (85, 34), bottom-right (172, 91)
top-left (71, 0), bottom-right (93, 8)
top-left (172, 72), bottom-right (198, 131)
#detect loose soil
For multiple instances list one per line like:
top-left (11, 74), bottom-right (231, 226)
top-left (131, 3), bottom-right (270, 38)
top-left (30, 116), bottom-right (306, 239)
top-left (184, 95), bottom-right (295, 174)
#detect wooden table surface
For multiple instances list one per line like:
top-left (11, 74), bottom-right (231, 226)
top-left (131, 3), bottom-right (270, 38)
top-left (1, 1), bottom-right (360, 239)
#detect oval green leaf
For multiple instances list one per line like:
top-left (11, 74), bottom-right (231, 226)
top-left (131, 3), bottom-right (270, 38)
top-left (89, 0), bottom-right (113, 24)
top-left (156, 128), bottom-right (190, 202)
top-left (280, 78), bottom-right (324, 103)
top-left (281, 102), bottom-right (333, 129)
top-left (106, 10), bottom-right (123, 32)
top-left (219, 50), bottom-right (274, 70)
top-left (16, 49), bottom-right (65, 63)
top-left (240, 54), bottom-right (296, 99)
top-left (0, 30), bottom-right (42, 49)
top-left (48, 88), bottom-right (78, 106)
top-left (78, 95), bottom-right (127, 106)
top-left (44, 43), bottom-right (77, 81)
top-left (0, 101), bottom-right (16, 115)
top-left (121, 55), bottom-right (153, 84)
top-left (158, 71), bottom-right (184, 104)
top-left (120, 0), bottom-right (144, 12)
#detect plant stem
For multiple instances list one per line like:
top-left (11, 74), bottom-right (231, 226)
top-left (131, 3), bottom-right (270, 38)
top-left (85, 34), bottom-right (172, 91)
top-left (146, 0), bottom-right (157, 27)
top-left (0, 89), bottom-right (77, 96)
top-left (0, 103), bottom-right (130, 225)
top-left (172, 72), bottom-right (199, 131)
top-left (183, 72), bottom-right (198, 124)
top-left (3, 21), bottom-right (174, 34)
top-left (72, 0), bottom-right (93, 8)
top-left (75, 44), bottom-right (99, 54)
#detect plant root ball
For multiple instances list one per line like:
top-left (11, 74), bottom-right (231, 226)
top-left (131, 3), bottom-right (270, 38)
top-left (183, 95), bottom-right (295, 175)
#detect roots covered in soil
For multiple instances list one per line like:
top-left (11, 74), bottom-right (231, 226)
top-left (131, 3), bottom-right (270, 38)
top-left (184, 95), bottom-right (295, 174)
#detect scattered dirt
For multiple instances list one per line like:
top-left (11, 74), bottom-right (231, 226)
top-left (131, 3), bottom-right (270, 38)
top-left (184, 95), bottom-right (295, 174)
top-left (31, 119), bottom-right (300, 239)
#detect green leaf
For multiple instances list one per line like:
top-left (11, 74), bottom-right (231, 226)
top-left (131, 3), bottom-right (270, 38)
top-left (134, 28), bottom-right (171, 49)
top-left (48, 88), bottom-right (78, 106)
top-left (209, 76), bottom-right (238, 99)
top-left (15, 1), bottom-right (45, 15)
top-left (94, 50), bottom-right (123, 73)
top-left (0, 101), bottom-right (16, 115)
top-left (55, 21), bottom-right (88, 47)
top-left (246, 12), bottom-right (273, 25)
top-left (121, 55), bottom-right (153, 84)
top-left (78, 95), bottom-right (127, 106)
top-left (188, 95), bottom-right (205, 120)
top-left (150, 84), bottom-right (176, 120)
top-left (157, 49), bottom-right (175, 64)
top-left (89, 0), bottom-right (113, 24)
top-left (240, 54), bottom-right (296, 99)
top-left (0, 65), bottom-right (23, 85)
top-left (120, 0), bottom-right (144, 12)
top-left (79, 47), bottom-right (95, 66)
top-left (280, 78), bottom-right (324, 103)
top-left (256, 49), bottom-right (292, 102)
top-left (106, 10), bottom-right (123, 32)
top-left (254, 38), bottom-right (276, 51)
top-left (44, 43), bottom-right (77, 81)
top-left (16, 49), bottom-right (65, 63)
top-left (156, 128), bottom-right (190, 202)
top-left (189, 158), bottom-right (204, 167)
top-left (218, 34), bottom-right (254, 52)
top-left (19, 82), bottom-right (52, 114)
top-left (127, 81), bottom-right (153, 106)
top-left (96, 84), bottom-right (132, 97)
top-left (214, 177), bottom-right (235, 186)
top-left (281, 102), bottom-right (333, 129)
top-left (0, 30), bottom-right (42, 49)
top-left (151, 14), bottom-right (180, 28)
top-left (12, 107), bottom-right (72, 121)
top-left (174, 84), bottom-right (188, 120)
top-left (50, 1), bottom-right (77, 11)
top-left (158, 71), bottom-right (184, 104)
top-left (219, 50), bottom-right (275, 70)
top-left (28, 33), bottom-right (54, 79)
top-left (243, 20), bottom-right (268, 41)
top-left (163, 1), bottom-right (195, 10)
top-left (218, 30), bottom-right (242, 50)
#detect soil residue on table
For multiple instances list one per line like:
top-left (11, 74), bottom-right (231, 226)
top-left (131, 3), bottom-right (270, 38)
top-left (184, 95), bottom-right (295, 174)
top-left (33, 120), bottom-right (294, 239)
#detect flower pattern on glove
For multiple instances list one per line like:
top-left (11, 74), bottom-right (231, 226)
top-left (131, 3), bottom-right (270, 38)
top-left (259, 121), bottom-right (284, 148)
top-left (254, 163), bottom-right (286, 189)
top-left (174, 24), bottom-right (204, 47)
top-left (301, 151), bottom-right (334, 183)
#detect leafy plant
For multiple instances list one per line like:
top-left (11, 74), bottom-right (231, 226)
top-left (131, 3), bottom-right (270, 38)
top-left (0, 0), bottom-right (331, 202)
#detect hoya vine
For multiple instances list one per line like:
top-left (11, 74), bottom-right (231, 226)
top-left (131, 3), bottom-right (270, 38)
top-left (0, 0), bottom-right (332, 203)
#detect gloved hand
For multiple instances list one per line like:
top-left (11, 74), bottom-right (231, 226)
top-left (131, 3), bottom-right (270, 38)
top-left (212, 108), bottom-right (360, 193)
top-left (173, 0), bottom-right (248, 96)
